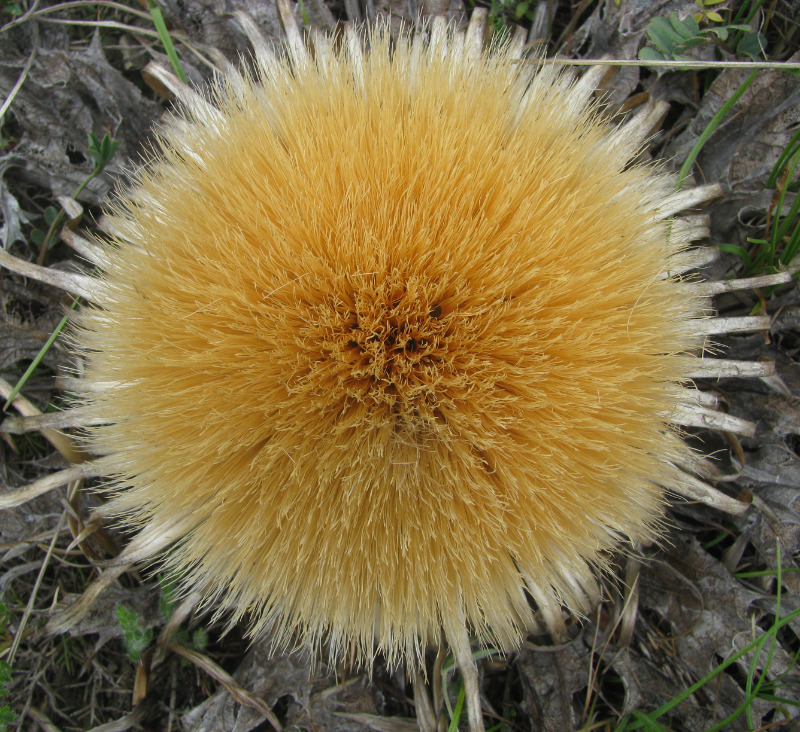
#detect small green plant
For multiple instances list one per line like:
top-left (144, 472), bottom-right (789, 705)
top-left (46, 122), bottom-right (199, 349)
top-left (29, 205), bottom-right (59, 251)
top-left (2, 1), bottom-right (21, 17)
top-left (158, 575), bottom-right (209, 657)
top-left (504, 0), bottom-right (534, 24)
top-left (191, 627), bottom-right (209, 652)
top-left (116, 605), bottom-right (152, 664)
top-left (297, 0), bottom-right (309, 25)
top-left (2, 132), bottom-right (117, 410)
top-left (158, 574), bottom-right (180, 621)
top-left (36, 132), bottom-right (118, 262)
top-left (639, 2), bottom-right (766, 63)
top-left (441, 646), bottom-right (499, 729)
top-left (0, 661), bottom-right (14, 731)
top-left (0, 601), bottom-right (10, 638)
top-left (469, 0), bottom-right (534, 34)
top-left (721, 128), bottom-right (800, 275)
top-left (0, 602), bottom-right (16, 731)
top-left (0, 708), bottom-right (15, 731)
top-left (86, 131), bottom-right (119, 173)
top-left (57, 635), bottom-right (76, 676)
top-left (691, 0), bottom-right (726, 23)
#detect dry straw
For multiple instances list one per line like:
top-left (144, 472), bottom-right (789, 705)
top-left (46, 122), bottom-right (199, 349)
top-left (0, 7), bottom-right (790, 731)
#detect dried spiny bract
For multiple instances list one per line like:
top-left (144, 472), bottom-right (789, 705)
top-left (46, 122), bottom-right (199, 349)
top-left (0, 10), bottom-right (789, 732)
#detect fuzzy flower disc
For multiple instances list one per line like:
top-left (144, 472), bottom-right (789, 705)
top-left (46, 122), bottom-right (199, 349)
top-left (79, 31), bottom-right (703, 665)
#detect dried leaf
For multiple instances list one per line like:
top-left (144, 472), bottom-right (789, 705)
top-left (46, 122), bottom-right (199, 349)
top-left (0, 158), bottom-right (30, 249)
top-left (638, 537), bottom-right (789, 728)
top-left (0, 30), bottom-right (159, 202)
top-left (663, 53), bottom-right (800, 188)
top-left (516, 639), bottom-right (591, 731)
top-left (335, 713), bottom-right (418, 731)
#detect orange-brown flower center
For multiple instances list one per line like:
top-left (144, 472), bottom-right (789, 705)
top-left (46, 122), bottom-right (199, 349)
top-left (288, 267), bottom-right (490, 427)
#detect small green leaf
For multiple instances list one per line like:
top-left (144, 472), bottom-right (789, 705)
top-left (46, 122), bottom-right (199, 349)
top-left (720, 243), bottom-right (753, 269)
top-left (670, 12), bottom-right (699, 39)
top-left (648, 16), bottom-right (684, 54)
top-left (647, 29), bottom-right (675, 55)
top-left (87, 133), bottom-right (119, 172)
top-left (701, 25), bottom-right (729, 40)
top-left (0, 661), bottom-right (11, 695)
top-left (514, 1), bottom-right (528, 18)
top-left (44, 205), bottom-right (58, 225)
top-left (705, 10), bottom-right (723, 21)
top-left (192, 627), bottom-right (209, 651)
top-left (657, 14), bottom-right (685, 39)
top-left (30, 229), bottom-right (45, 247)
top-left (0, 705), bottom-right (16, 731)
top-left (116, 605), bottom-right (152, 663)
top-left (737, 30), bottom-right (766, 60)
top-left (676, 37), bottom-right (708, 51)
top-left (638, 47), bottom-right (668, 62)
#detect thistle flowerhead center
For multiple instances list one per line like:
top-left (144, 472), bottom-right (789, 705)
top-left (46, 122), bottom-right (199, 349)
top-left (291, 267), bottom-right (494, 428)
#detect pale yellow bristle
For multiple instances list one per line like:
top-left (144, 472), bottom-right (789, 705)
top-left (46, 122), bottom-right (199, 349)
top-left (69, 28), bottom-right (714, 669)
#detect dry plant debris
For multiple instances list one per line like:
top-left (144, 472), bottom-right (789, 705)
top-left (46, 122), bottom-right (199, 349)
top-left (0, 0), bottom-right (799, 731)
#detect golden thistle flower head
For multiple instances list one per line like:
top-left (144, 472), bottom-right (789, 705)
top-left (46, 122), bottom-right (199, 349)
top-left (63, 21), bottom-right (717, 671)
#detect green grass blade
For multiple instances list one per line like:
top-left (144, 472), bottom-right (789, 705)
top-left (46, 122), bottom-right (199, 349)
top-left (774, 156), bottom-right (800, 244)
top-left (624, 601), bottom-right (800, 730)
top-left (780, 222), bottom-right (800, 267)
top-left (2, 297), bottom-right (80, 411)
top-left (748, 544), bottom-right (781, 727)
top-left (447, 681), bottom-right (466, 732)
top-left (767, 126), bottom-right (800, 188)
top-left (734, 568), bottom-right (800, 578)
top-left (676, 71), bottom-right (758, 191)
top-left (147, 0), bottom-right (187, 83)
top-left (719, 243), bottom-right (753, 269)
